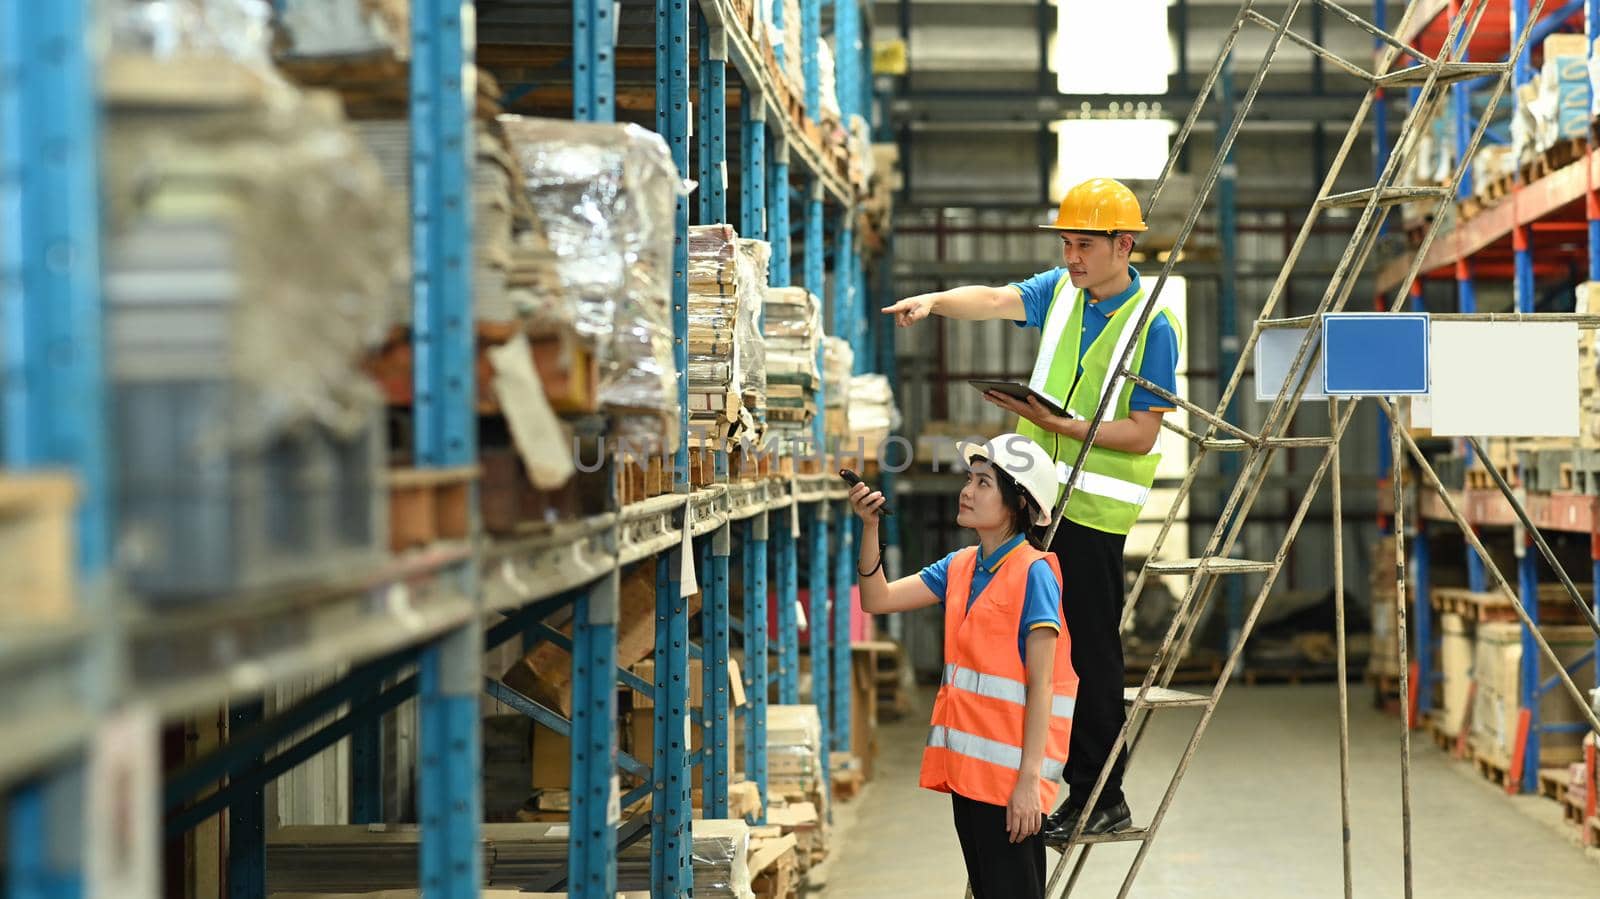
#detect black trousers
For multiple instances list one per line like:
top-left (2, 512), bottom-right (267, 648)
top-left (951, 792), bottom-right (1045, 899)
top-left (1048, 516), bottom-right (1129, 809)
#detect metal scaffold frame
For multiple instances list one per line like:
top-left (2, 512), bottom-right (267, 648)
top-left (0, 2), bottom-right (887, 898)
top-left (1012, 1), bottom-right (1600, 896)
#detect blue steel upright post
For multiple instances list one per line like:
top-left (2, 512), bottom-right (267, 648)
top-left (1511, 0), bottom-right (1544, 793)
top-left (805, 182), bottom-right (827, 470)
top-left (653, 551), bottom-right (693, 895)
top-left (807, 504), bottom-right (833, 808)
top-left (698, 16), bottom-right (727, 226)
top-left (411, 2), bottom-right (482, 895)
top-left (775, 508), bottom-right (801, 704)
top-left (659, 0), bottom-right (692, 494)
top-left (569, 2), bottom-right (621, 894)
top-left (744, 511), bottom-right (771, 822)
top-left (1, 0), bottom-right (109, 894)
top-left (803, 0), bottom-right (821, 121)
top-left (655, 0), bottom-right (694, 887)
top-left (768, 136), bottom-right (792, 283)
top-left (832, 501), bottom-right (855, 755)
top-left (703, 526), bottom-right (733, 817)
top-left (742, 90), bottom-right (766, 239)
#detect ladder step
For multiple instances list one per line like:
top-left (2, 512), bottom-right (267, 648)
top-left (1124, 686), bottom-right (1210, 708)
top-left (1201, 436), bottom-right (1335, 451)
top-left (1145, 558), bottom-right (1276, 575)
top-left (1047, 826), bottom-right (1150, 848)
top-left (1375, 61), bottom-right (1508, 89)
top-left (1317, 186), bottom-right (1452, 209)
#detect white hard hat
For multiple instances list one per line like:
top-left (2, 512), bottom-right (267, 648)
top-left (955, 433), bottom-right (1060, 527)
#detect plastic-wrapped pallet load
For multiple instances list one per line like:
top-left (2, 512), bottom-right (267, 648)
top-left (502, 116), bottom-right (682, 453)
top-left (735, 239), bottom-right (771, 439)
top-left (348, 119), bottom-right (529, 323)
top-left (108, 0), bottom-right (278, 64)
top-left (688, 224), bottom-right (743, 444)
top-left (102, 0), bottom-right (397, 599)
top-left (277, 0), bottom-right (409, 59)
top-left (846, 374), bottom-right (899, 463)
top-left (766, 0), bottom-right (805, 100)
top-left (822, 337), bottom-right (854, 454)
top-left (763, 287), bottom-right (823, 455)
top-left (818, 38), bottom-right (843, 121)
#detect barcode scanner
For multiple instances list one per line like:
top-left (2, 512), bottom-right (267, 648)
top-left (839, 468), bottom-right (893, 517)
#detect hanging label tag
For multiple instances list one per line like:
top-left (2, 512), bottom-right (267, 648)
top-left (685, 714), bottom-right (694, 749)
top-left (680, 511), bottom-right (700, 597)
top-left (790, 477), bottom-right (801, 538)
top-left (608, 776), bottom-right (622, 825)
top-left (796, 598), bottom-right (808, 631)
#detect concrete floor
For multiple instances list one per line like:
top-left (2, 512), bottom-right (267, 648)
top-left (811, 684), bottom-right (1599, 897)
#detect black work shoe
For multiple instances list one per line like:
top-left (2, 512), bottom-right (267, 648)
top-left (1080, 800), bottom-right (1133, 835)
top-left (1042, 802), bottom-right (1084, 835)
top-left (1040, 803), bottom-right (1085, 845)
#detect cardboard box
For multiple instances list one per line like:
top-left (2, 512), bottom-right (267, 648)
top-left (502, 562), bottom-right (698, 717)
top-left (0, 474), bottom-right (77, 624)
top-left (1471, 622), bottom-right (1597, 767)
top-left (1544, 33), bottom-right (1590, 63)
top-left (1438, 613), bottom-right (1473, 735)
top-left (530, 722), bottom-right (570, 790)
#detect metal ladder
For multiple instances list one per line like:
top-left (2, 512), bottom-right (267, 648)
top-left (1027, 0), bottom-right (1600, 896)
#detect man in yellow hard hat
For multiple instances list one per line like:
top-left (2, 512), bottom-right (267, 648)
top-left (882, 178), bottom-right (1180, 841)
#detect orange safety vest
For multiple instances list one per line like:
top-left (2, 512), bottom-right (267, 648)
top-left (919, 544), bottom-right (1077, 808)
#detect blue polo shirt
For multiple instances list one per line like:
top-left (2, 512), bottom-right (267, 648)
top-left (1009, 265), bottom-right (1180, 413)
top-left (918, 533), bottom-right (1063, 663)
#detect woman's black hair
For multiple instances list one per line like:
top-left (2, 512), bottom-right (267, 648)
top-left (972, 456), bottom-right (1047, 549)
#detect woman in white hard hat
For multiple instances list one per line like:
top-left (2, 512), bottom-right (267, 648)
top-left (848, 433), bottom-right (1077, 899)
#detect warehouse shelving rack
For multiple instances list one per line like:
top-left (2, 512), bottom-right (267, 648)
top-left (1371, 0), bottom-right (1600, 796)
top-left (0, 1), bottom-right (888, 897)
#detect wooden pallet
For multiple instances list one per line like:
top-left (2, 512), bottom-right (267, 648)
top-left (0, 474), bottom-right (77, 624)
top-left (1562, 793), bottom-right (1587, 826)
top-left (1464, 464), bottom-right (1518, 490)
top-left (365, 322), bottom-right (602, 417)
top-left (1429, 585), bottom-right (1592, 626)
top-left (830, 754), bottom-right (866, 803)
top-left (389, 465), bottom-right (479, 551)
top-left (1367, 668), bottom-right (1403, 715)
top-left (1127, 647), bottom-right (1225, 688)
top-left (1472, 748), bottom-right (1515, 790)
top-left (747, 830), bottom-right (799, 899)
top-left (1424, 714), bottom-right (1454, 753)
top-left (1537, 767), bottom-right (1568, 802)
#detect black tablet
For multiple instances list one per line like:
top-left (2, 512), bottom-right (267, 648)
top-left (967, 379), bottom-right (1070, 417)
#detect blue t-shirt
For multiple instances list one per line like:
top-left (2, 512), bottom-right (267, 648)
top-left (1009, 265), bottom-right (1180, 413)
top-left (918, 533), bottom-right (1063, 663)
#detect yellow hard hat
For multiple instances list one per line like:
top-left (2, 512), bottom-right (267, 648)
top-left (1041, 178), bottom-right (1147, 233)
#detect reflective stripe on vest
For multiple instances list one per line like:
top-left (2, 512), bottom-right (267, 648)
top-left (927, 724), bottom-right (1068, 783)
top-left (942, 663), bottom-right (1077, 721)
top-left (1055, 462), bottom-right (1151, 507)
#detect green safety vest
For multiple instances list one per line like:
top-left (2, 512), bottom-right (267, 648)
top-left (1018, 274), bottom-right (1179, 535)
